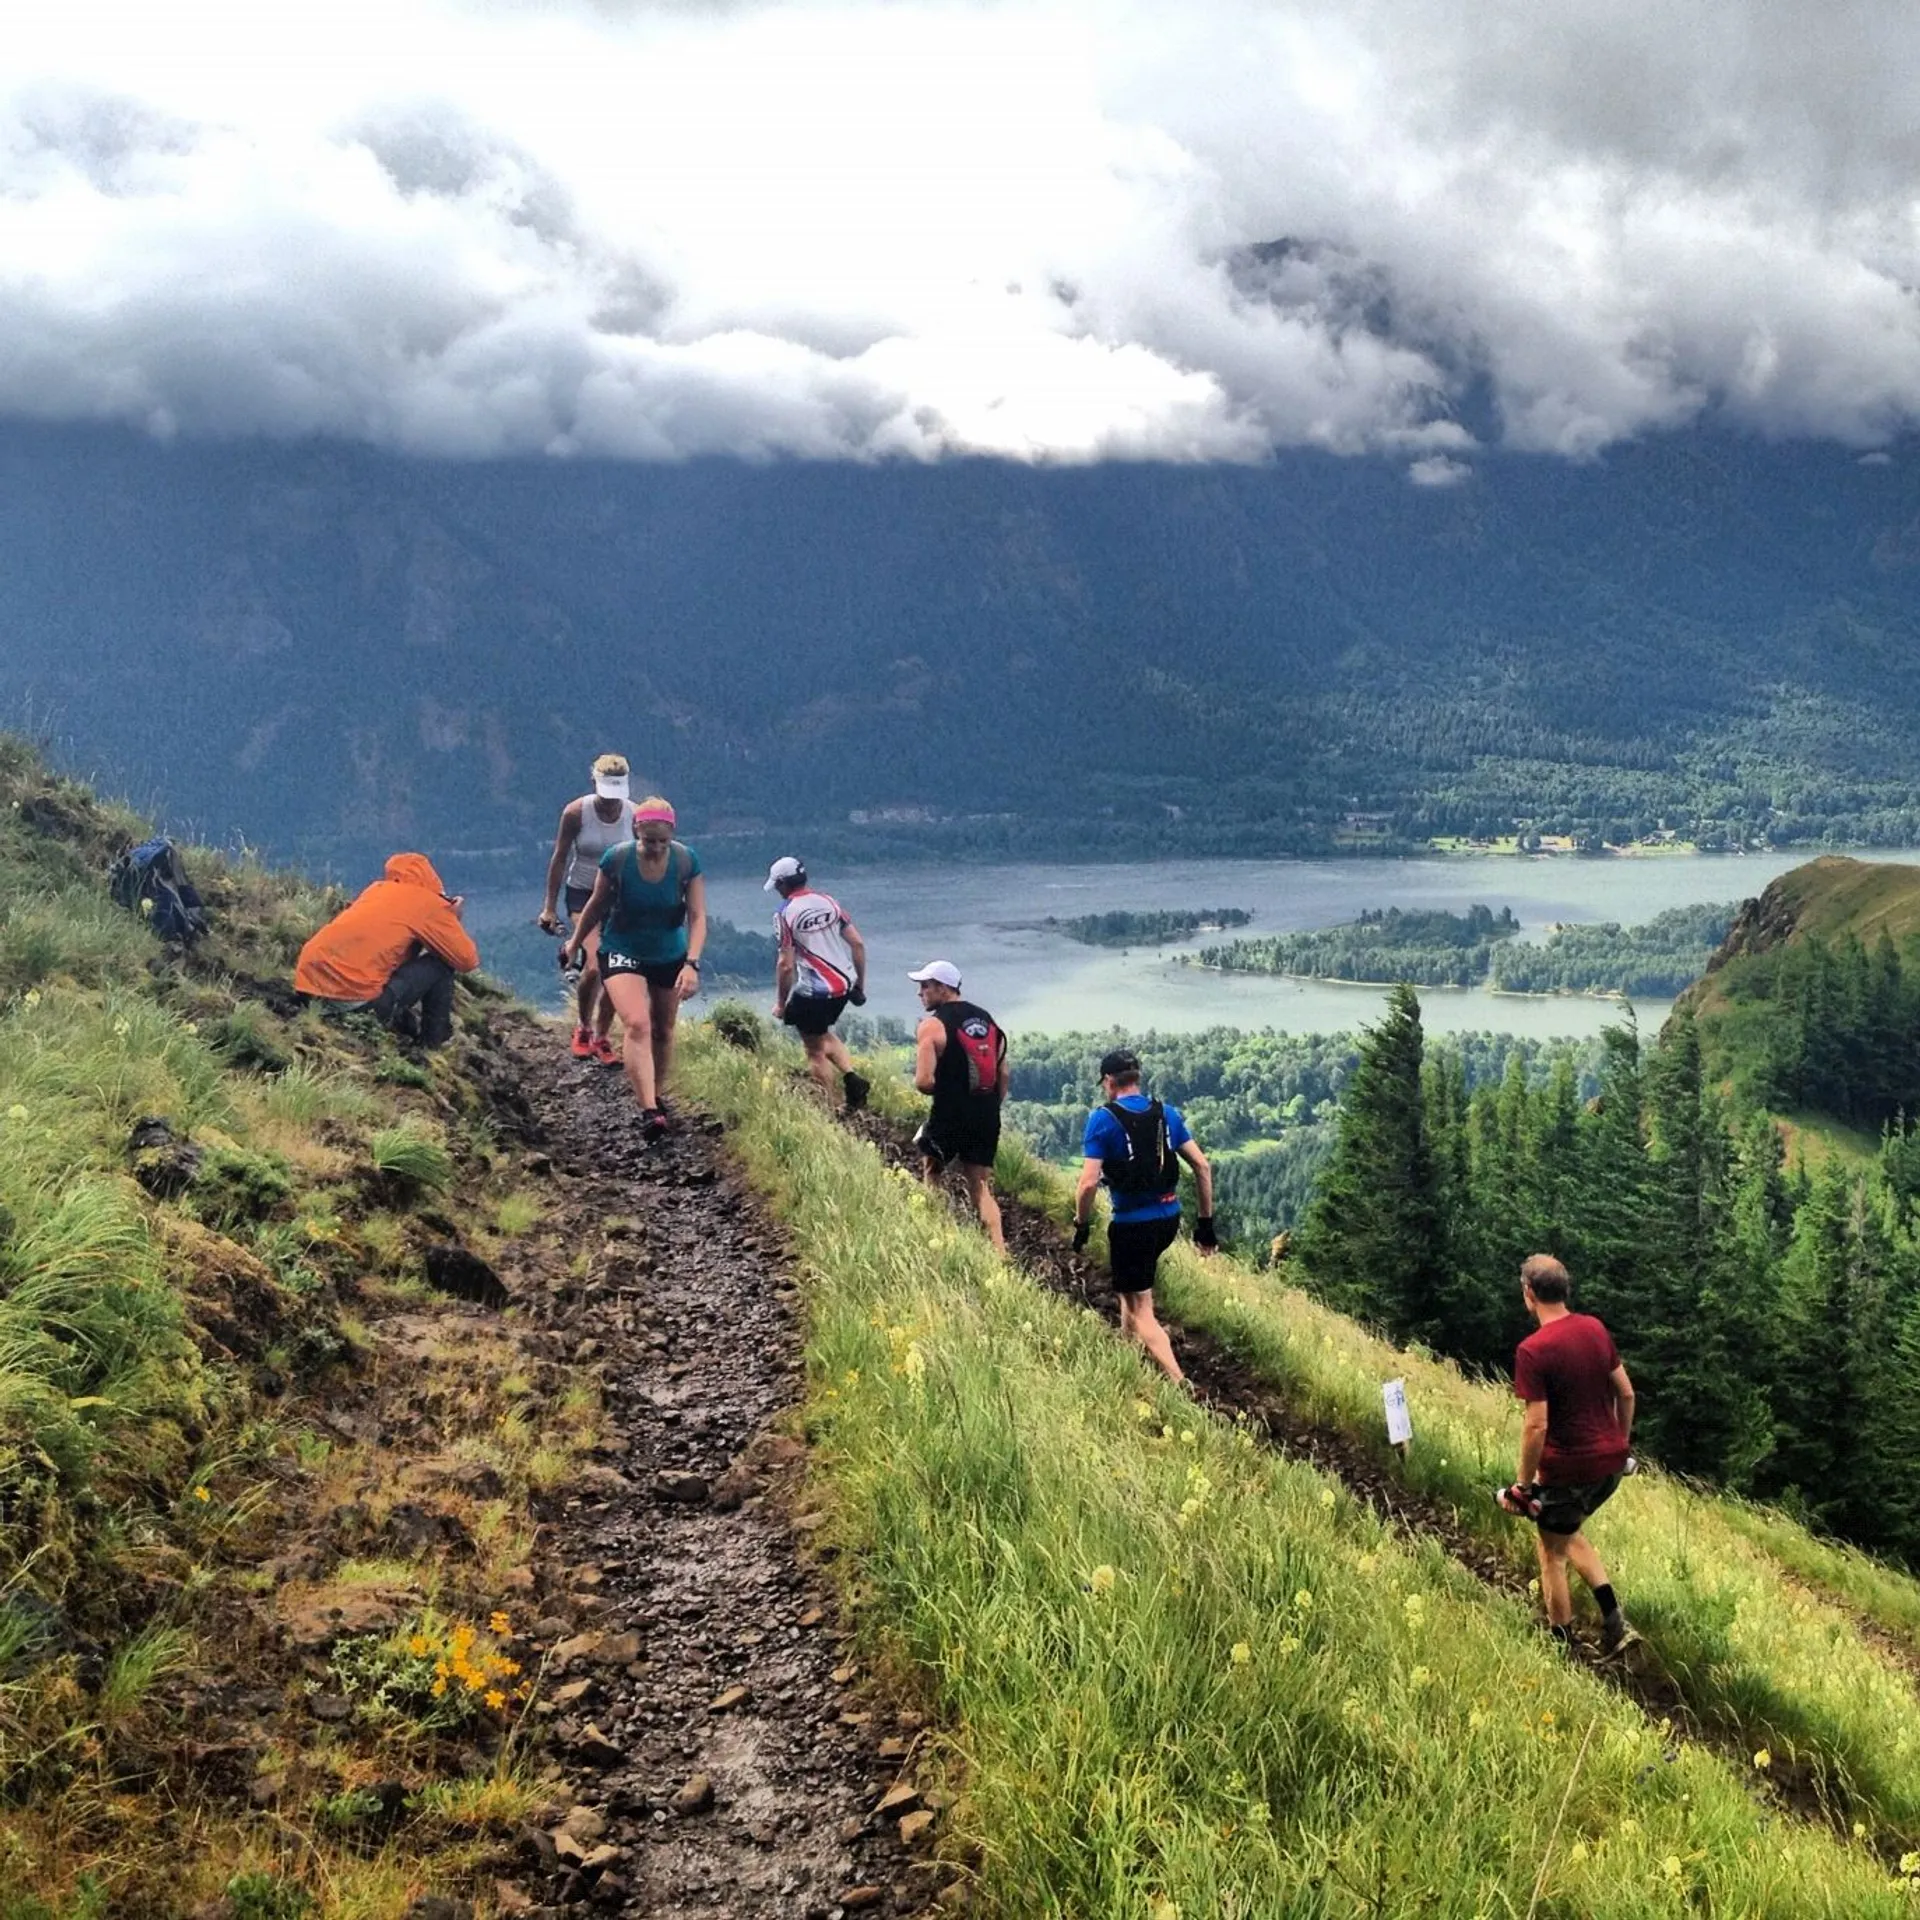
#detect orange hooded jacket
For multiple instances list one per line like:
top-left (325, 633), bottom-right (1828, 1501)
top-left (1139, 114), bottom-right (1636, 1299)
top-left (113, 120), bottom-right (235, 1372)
top-left (294, 853), bottom-right (480, 1004)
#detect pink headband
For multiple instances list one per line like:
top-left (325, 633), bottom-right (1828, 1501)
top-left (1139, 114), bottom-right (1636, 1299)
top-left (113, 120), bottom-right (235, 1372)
top-left (636, 804), bottom-right (676, 825)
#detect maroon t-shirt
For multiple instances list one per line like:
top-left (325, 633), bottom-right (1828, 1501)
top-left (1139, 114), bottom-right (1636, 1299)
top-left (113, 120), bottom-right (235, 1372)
top-left (1513, 1312), bottom-right (1628, 1484)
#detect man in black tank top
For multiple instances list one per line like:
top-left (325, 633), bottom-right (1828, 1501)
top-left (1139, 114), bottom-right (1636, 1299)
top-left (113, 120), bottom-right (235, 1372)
top-left (909, 960), bottom-right (1008, 1254)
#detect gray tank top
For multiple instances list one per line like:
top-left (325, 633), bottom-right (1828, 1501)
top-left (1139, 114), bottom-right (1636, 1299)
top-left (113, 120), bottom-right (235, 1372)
top-left (566, 796), bottom-right (637, 893)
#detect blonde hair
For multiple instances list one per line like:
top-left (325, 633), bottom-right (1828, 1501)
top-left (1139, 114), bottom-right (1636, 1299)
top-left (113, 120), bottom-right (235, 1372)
top-left (591, 751), bottom-right (629, 778)
top-left (634, 793), bottom-right (676, 826)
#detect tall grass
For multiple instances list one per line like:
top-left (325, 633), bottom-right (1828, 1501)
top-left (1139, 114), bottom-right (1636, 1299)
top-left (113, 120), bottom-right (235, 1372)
top-left (683, 1034), bottom-right (1918, 1916)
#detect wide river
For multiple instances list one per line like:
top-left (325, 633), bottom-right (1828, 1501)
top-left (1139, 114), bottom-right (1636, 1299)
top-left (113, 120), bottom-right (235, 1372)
top-left (461, 847), bottom-right (1920, 1041)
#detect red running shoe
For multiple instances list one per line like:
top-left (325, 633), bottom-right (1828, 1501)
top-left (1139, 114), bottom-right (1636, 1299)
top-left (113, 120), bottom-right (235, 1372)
top-left (589, 1034), bottom-right (620, 1067)
top-left (569, 1024), bottom-right (595, 1059)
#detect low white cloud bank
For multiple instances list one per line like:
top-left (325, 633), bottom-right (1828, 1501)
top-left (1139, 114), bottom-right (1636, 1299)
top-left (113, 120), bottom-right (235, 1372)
top-left (6, 0), bottom-right (1920, 464)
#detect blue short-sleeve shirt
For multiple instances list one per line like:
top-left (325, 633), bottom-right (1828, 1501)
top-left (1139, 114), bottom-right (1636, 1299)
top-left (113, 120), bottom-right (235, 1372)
top-left (1083, 1092), bottom-right (1192, 1224)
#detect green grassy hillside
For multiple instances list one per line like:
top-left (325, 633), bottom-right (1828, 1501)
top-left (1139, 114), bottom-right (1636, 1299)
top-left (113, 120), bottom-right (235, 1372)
top-left (685, 1027), bottom-right (1920, 1913)
top-left (1680, 854), bottom-right (1920, 1136)
top-left (0, 743), bottom-right (588, 1915)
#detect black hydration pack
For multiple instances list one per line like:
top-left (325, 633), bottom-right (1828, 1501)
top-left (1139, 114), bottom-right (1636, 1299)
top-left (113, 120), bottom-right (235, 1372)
top-left (108, 837), bottom-right (209, 946)
top-left (1102, 1098), bottom-right (1181, 1196)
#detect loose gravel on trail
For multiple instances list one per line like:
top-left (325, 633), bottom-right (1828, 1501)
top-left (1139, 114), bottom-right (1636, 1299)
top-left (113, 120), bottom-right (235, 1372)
top-left (498, 1024), bottom-right (938, 1919)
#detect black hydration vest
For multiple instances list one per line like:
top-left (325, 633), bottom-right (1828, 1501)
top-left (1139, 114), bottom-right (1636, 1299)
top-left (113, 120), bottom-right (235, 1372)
top-left (1101, 1098), bottom-right (1181, 1196)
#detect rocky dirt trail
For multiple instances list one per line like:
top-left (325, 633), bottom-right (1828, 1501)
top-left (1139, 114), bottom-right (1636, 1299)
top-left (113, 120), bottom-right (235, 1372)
top-left (496, 1023), bottom-right (946, 1919)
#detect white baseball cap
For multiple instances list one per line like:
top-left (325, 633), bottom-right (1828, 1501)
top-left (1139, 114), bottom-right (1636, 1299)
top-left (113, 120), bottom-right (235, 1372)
top-left (764, 855), bottom-right (806, 891)
top-left (908, 960), bottom-right (962, 989)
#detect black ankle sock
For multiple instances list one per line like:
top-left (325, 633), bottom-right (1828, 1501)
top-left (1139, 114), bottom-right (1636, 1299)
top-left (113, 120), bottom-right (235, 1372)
top-left (1549, 1622), bottom-right (1575, 1647)
top-left (1594, 1584), bottom-right (1618, 1618)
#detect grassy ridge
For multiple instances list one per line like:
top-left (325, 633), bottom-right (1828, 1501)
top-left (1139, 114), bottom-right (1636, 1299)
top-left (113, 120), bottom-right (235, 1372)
top-left (0, 743), bottom-right (567, 1915)
top-left (683, 1033), bottom-right (1918, 1915)
top-left (951, 1121), bottom-right (1920, 1851)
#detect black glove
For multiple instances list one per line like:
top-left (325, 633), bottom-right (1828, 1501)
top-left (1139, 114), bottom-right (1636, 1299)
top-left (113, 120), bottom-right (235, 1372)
top-left (1071, 1219), bottom-right (1091, 1253)
top-left (849, 985), bottom-right (866, 1006)
top-left (1193, 1215), bottom-right (1219, 1249)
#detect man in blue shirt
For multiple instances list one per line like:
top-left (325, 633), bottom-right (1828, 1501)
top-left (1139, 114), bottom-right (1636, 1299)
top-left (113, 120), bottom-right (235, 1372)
top-left (1071, 1047), bottom-right (1216, 1383)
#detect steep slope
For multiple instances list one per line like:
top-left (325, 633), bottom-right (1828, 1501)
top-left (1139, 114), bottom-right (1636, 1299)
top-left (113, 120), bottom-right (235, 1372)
top-left (0, 744), bottom-right (928, 1916)
top-left (1680, 854), bottom-right (1920, 1134)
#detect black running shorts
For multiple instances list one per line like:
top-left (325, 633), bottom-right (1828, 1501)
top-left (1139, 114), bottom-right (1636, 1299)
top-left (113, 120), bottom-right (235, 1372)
top-left (917, 1104), bottom-right (1001, 1172)
top-left (782, 994), bottom-right (849, 1037)
top-left (602, 951), bottom-right (688, 992)
top-left (1108, 1214), bottom-right (1181, 1295)
top-left (565, 884), bottom-right (593, 916)
top-left (1534, 1475), bottom-right (1622, 1537)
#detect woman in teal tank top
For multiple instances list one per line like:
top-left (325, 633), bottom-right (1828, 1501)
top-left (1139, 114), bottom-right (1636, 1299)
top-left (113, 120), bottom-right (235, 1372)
top-left (561, 797), bottom-right (708, 1138)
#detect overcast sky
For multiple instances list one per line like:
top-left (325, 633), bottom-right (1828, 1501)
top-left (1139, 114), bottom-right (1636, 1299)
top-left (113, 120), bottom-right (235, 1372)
top-left (7, 0), bottom-right (1920, 468)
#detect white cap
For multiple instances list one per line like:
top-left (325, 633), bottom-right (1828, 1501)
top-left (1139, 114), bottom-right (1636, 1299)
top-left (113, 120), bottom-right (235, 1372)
top-left (764, 855), bottom-right (805, 891)
top-left (594, 772), bottom-right (630, 801)
top-left (908, 960), bottom-right (962, 989)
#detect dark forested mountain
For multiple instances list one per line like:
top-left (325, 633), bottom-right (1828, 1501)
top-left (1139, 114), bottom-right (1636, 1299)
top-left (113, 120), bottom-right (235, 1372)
top-left (9, 421), bottom-right (1920, 871)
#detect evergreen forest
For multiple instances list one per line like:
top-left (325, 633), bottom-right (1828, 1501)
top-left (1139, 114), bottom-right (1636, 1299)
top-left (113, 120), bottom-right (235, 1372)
top-left (1196, 904), bottom-right (1521, 987)
top-left (1299, 984), bottom-right (1920, 1566)
top-left (1042, 907), bottom-right (1253, 947)
top-left (1488, 902), bottom-right (1737, 997)
top-left (1004, 1025), bottom-right (1604, 1254)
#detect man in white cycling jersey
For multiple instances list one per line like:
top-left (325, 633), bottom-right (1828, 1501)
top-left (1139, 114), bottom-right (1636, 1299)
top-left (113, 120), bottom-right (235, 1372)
top-left (766, 855), bottom-right (871, 1111)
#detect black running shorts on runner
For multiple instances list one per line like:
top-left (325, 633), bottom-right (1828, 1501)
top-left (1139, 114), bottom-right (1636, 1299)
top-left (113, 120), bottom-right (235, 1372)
top-left (601, 951), bottom-right (688, 992)
top-left (782, 993), bottom-right (849, 1036)
top-left (1108, 1214), bottom-right (1181, 1295)
top-left (1534, 1475), bottom-right (1622, 1537)
top-left (918, 1104), bottom-right (1001, 1171)
top-left (565, 884), bottom-right (593, 916)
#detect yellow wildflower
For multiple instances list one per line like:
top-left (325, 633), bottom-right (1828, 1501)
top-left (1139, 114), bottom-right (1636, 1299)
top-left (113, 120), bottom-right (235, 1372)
top-left (1568, 1841), bottom-right (1589, 1864)
top-left (490, 1611), bottom-right (512, 1637)
top-left (408, 1635), bottom-right (432, 1658)
top-left (430, 1678), bottom-right (447, 1698)
top-left (1088, 1565), bottom-right (1117, 1597)
top-left (1663, 1856), bottom-right (1682, 1879)
top-left (485, 1689), bottom-right (507, 1710)
top-left (192, 1486), bottom-right (210, 1503)
top-left (1753, 1749), bottom-right (1771, 1770)
top-left (1229, 1642), bottom-right (1251, 1666)
top-left (1294, 1589), bottom-right (1313, 1611)
top-left (21, 990), bottom-right (40, 1009)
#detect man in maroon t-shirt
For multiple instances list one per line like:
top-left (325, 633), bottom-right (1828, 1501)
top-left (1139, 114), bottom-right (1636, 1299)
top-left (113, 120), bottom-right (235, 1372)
top-left (1508, 1253), bottom-right (1638, 1655)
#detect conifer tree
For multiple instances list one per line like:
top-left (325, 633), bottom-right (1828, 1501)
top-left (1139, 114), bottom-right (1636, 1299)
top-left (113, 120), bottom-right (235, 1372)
top-left (1639, 1008), bottom-right (1769, 1479)
top-left (1769, 1166), bottom-right (1871, 1524)
top-left (1298, 984), bottom-right (1448, 1341)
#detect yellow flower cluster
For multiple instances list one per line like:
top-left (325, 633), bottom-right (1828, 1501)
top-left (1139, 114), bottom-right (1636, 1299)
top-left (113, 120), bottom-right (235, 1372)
top-left (1176, 1463), bottom-right (1214, 1528)
top-left (408, 1616), bottom-right (524, 1711)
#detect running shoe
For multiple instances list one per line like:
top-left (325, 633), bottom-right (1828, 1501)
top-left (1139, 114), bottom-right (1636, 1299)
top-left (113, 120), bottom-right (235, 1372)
top-left (641, 1107), bottom-right (671, 1142)
top-left (1599, 1611), bottom-right (1639, 1658)
top-left (570, 1024), bottom-right (595, 1059)
top-left (843, 1070), bottom-right (871, 1112)
top-left (589, 1034), bottom-right (620, 1067)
